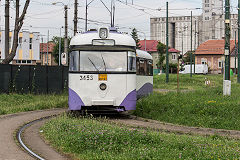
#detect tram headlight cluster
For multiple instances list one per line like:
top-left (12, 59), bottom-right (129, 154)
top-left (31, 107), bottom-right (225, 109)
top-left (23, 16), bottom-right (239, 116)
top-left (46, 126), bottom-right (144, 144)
top-left (99, 83), bottom-right (107, 90)
top-left (99, 28), bottom-right (108, 39)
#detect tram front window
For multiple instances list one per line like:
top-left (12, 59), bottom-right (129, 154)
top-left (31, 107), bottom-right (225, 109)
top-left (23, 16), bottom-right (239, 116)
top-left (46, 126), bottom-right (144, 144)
top-left (80, 51), bottom-right (127, 72)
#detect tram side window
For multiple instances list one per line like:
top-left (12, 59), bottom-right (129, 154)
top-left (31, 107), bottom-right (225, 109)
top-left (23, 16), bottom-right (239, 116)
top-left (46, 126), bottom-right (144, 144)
top-left (147, 60), bottom-right (153, 76)
top-left (136, 57), bottom-right (140, 75)
top-left (69, 51), bottom-right (79, 71)
top-left (128, 51), bottom-right (136, 72)
top-left (139, 59), bottom-right (145, 75)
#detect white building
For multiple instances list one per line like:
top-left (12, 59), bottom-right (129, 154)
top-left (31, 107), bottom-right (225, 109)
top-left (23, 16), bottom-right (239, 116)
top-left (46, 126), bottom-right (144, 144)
top-left (150, 0), bottom-right (238, 55)
top-left (0, 30), bottom-right (40, 65)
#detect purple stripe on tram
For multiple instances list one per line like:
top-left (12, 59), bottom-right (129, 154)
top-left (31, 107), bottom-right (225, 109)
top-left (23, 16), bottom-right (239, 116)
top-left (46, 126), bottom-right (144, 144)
top-left (137, 83), bottom-right (153, 98)
top-left (68, 88), bottom-right (85, 110)
top-left (120, 90), bottom-right (137, 111)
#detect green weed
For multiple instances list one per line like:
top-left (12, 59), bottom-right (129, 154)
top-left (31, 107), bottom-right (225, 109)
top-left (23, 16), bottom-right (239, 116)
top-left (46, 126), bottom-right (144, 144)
top-left (42, 115), bottom-right (240, 160)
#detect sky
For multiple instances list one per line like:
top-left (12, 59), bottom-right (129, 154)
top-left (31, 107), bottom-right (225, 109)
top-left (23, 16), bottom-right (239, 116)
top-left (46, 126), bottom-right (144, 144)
top-left (0, 0), bottom-right (239, 42)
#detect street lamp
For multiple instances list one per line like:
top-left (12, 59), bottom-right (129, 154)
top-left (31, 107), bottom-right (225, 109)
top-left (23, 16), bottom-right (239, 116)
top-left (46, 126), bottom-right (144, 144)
top-left (52, 2), bottom-right (68, 65)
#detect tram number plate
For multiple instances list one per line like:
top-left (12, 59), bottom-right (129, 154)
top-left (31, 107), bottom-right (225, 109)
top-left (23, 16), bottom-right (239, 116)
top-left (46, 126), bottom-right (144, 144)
top-left (80, 75), bottom-right (93, 80)
top-left (98, 74), bottom-right (107, 81)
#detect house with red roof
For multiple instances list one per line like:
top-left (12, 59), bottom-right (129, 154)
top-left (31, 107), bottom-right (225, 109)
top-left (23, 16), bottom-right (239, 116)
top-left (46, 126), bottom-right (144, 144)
top-left (195, 39), bottom-right (237, 74)
top-left (139, 40), bottom-right (180, 73)
top-left (40, 42), bottom-right (57, 66)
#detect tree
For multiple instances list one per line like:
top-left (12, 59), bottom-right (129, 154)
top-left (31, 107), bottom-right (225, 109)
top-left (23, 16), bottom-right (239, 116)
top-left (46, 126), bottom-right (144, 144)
top-left (183, 51), bottom-right (192, 63)
top-left (2, 0), bottom-right (30, 64)
top-left (131, 28), bottom-right (141, 49)
top-left (156, 41), bottom-right (167, 70)
top-left (52, 36), bottom-right (71, 65)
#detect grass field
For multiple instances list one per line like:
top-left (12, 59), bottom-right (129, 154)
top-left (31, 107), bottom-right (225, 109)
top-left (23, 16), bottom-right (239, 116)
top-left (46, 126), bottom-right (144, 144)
top-left (135, 74), bottom-right (240, 130)
top-left (0, 93), bottom-right (68, 115)
top-left (42, 115), bottom-right (240, 160)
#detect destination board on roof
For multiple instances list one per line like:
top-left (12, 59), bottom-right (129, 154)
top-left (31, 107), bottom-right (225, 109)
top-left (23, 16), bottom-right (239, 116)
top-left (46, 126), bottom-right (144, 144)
top-left (92, 39), bottom-right (115, 46)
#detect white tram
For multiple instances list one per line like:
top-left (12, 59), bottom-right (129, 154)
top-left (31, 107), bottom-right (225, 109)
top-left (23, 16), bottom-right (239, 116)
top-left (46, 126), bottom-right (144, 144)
top-left (68, 27), bottom-right (152, 112)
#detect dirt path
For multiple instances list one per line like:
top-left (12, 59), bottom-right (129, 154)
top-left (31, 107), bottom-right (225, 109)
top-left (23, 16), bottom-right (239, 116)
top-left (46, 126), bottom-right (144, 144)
top-left (110, 115), bottom-right (240, 139)
top-left (0, 108), bottom-right (66, 160)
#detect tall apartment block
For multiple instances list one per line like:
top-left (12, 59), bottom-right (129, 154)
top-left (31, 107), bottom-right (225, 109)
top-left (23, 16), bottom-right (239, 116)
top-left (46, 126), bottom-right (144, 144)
top-left (150, 0), bottom-right (238, 54)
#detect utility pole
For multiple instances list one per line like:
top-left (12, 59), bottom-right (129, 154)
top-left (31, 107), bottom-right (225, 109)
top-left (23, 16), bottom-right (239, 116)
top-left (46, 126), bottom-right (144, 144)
top-left (190, 11), bottom-right (193, 77)
top-left (194, 19), bottom-right (197, 74)
top-left (166, 2), bottom-right (169, 83)
top-left (238, 0), bottom-right (240, 83)
top-left (47, 30), bottom-right (49, 65)
top-left (223, 0), bottom-right (231, 95)
top-left (74, 0), bottom-right (78, 35)
top-left (85, 0), bottom-right (88, 31)
top-left (59, 28), bottom-right (61, 66)
top-left (235, 30), bottom-right (237, 74)
top-left (5, 0), bottom-right (10, 60)
top-left (64, 5), bottom-right (68, 57)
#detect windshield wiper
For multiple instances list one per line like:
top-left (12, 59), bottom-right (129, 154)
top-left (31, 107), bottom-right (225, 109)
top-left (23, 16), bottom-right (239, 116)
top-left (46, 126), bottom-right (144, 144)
top-left (101, 54), bottom-right (106, 71)
top-left (88, 57), bottom-right (99, 71)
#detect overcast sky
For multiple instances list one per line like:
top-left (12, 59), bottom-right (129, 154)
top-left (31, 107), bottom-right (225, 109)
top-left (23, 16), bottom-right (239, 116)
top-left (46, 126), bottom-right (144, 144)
top-left (0, 0), bottom-right (238, 42)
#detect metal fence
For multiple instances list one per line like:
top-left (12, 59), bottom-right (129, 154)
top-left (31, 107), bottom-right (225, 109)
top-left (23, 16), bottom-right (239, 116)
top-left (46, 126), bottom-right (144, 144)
top-left (0, 64), bottom-right (68, 94)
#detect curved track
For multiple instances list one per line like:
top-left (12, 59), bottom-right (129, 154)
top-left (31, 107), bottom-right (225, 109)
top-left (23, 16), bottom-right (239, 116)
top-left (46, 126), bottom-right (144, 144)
top-left (0, 108), bottom-right (66, 160)
top-left (17, 116), bottom-right (52, 160)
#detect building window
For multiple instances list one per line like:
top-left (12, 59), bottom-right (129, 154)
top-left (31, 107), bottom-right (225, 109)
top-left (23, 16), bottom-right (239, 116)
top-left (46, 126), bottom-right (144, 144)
top-left (29, 38), bottom-right (32, 49)
top-left (205, 17), bottom-right (210, 20)
top-left (205, 4), bottom-right (209, 7)
top-left (19, 37), bottom-right (22, 48)
top-left (205, 10), bottom-right (209, 13)
top-left (218, 61), bottom-right (222, 68)
top-left (16, 60), bottom-right (21, 64)
top-left (27, 60), bottom-right (32, 64)
top-left (205, 0), bottom-right (209, 3)
top-left (172, 54), bottom-right (176, 60)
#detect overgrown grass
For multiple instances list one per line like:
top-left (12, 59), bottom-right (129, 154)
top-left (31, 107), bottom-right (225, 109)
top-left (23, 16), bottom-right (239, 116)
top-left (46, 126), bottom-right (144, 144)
top-left (0, 93), bottom-right (68, 115)
top-left (135, 74), bottom-right (240, 130)
top-left (42, 114), bottom-right (240, 160)
top-left (153, 74), bottom-right (225, 90)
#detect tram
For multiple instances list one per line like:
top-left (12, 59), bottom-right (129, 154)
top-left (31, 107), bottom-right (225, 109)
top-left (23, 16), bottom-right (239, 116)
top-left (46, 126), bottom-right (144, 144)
top-left (68, 27), bottom-right (152, 112)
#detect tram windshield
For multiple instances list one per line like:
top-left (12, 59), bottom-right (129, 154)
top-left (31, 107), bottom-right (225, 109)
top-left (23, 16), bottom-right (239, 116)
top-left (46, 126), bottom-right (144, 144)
top-left (70, 51), bottom-right (128, 72)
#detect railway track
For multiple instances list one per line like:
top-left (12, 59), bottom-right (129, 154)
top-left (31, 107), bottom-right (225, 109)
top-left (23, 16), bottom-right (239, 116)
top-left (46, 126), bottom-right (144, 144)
top-left (0, 108), bottom-right (66, 159)
top-left (2, 108), bottom-right (240, 159)
top-left (17, 116), bottom-right (53, 160)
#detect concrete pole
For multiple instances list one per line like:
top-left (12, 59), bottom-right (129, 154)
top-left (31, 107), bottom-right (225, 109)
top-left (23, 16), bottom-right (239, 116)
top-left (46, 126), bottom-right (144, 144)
top-left (235, 30), bottom-right (237, 74)
top-left (166, 2), bottom-right (169, 83)
top-left (59, 28), bottom-right (61, 66)
top-left (85, 0), bottom-right (88, 32)
top-left (64, 5), bottom-right (68, 55)
top-left (224, 0), bottom-right (231, 80)
top-left (47, 30), bottom-right (49, 65)
top-left (238, 0), bottom-right (240, 83)
top-left (190, 11), bottom-right (193, 77)
top-left (74, 0), bottom-right (78, 35)
top-left (223, 0), bottom-right (231, 96)
top-left (5, 0), bottom-right (10, 59)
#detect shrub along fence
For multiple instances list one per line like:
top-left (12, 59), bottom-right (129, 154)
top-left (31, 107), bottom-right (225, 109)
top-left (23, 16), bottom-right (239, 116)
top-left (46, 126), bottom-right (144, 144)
top-left (0, 64), bottom-right (68, 94)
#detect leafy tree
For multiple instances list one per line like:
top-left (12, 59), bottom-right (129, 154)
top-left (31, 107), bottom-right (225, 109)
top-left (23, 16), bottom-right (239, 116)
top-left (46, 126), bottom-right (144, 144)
top-left (52, 37), bottom-right (71, 65)
top-left (2, 0), bottom-right (30, 64)
top-left (131, 28), bottom-right (141, 49)
top-left (156, 41), bottom-right (167, 70)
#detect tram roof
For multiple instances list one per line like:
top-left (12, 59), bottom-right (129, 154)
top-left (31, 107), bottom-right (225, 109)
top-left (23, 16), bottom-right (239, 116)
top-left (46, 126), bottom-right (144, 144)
top-left (136, 49), bottom-right (152, 60)
top-left (70, 31), bottom-right (136, 47)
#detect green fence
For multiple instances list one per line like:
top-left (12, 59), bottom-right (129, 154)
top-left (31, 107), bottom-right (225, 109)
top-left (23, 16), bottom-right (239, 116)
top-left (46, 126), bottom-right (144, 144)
top-left (0, 64), bottom-right (68, 94)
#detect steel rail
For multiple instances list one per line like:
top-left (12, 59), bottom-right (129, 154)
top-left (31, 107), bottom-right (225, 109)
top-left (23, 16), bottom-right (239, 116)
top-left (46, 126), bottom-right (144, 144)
top-left (17, 115), bottom-right (55, 160)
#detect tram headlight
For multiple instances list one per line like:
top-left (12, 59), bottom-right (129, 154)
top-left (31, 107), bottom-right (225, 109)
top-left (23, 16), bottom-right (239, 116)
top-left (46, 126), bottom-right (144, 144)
top-left (99, 28), bottom-right (108, 39)
top-left (99, 83), bottom-right (107, 90)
